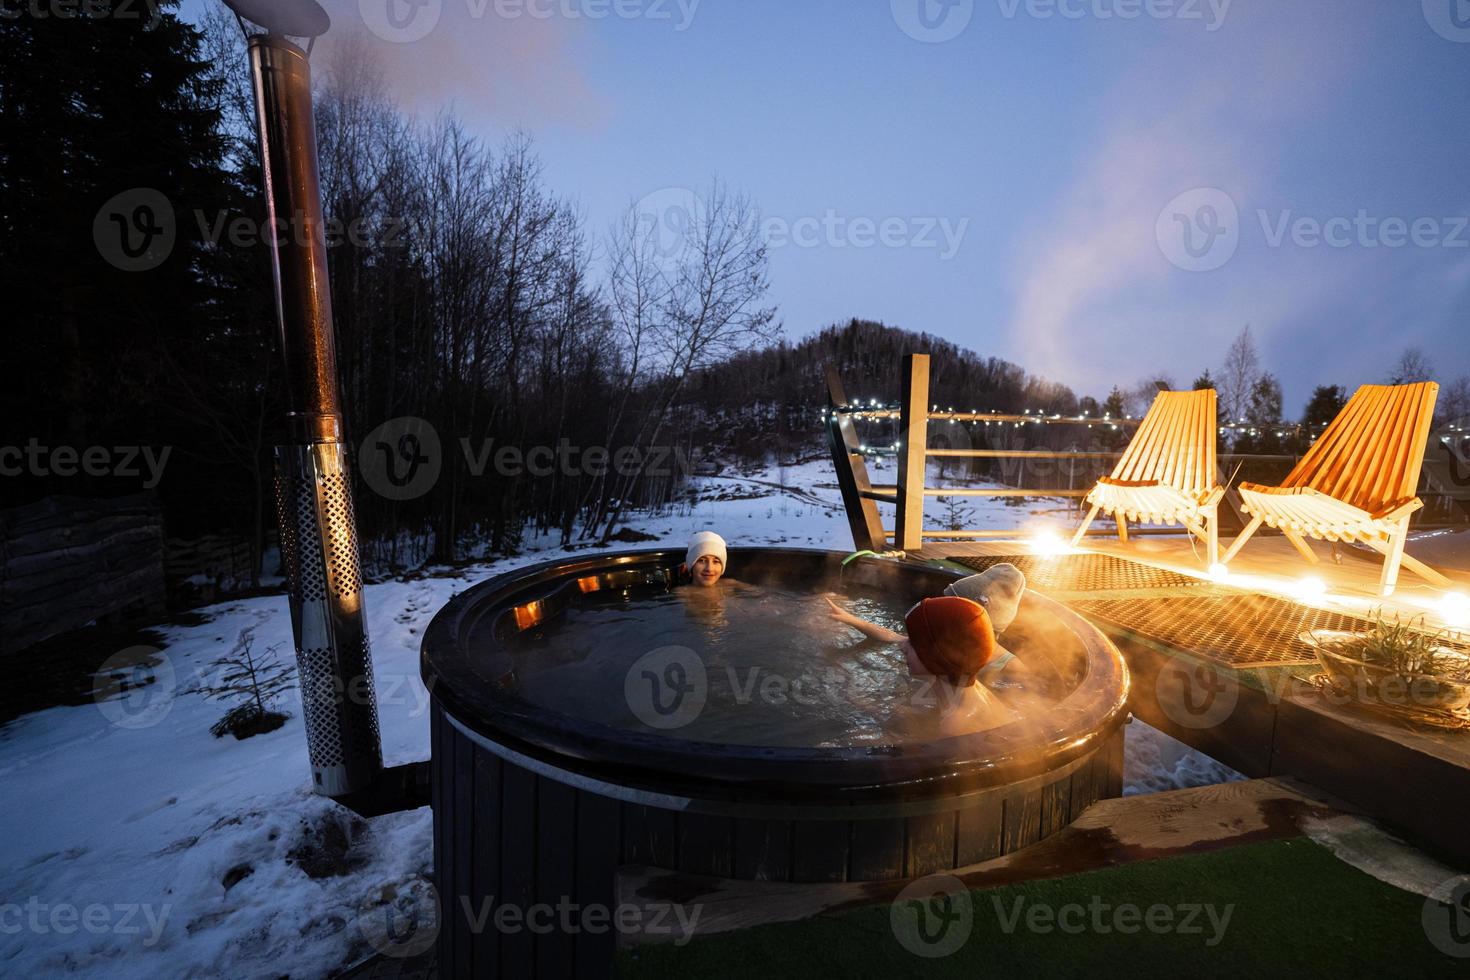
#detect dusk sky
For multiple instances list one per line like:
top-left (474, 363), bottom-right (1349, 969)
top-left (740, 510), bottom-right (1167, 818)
top-left (186, 0), bottom-right (1470, 413)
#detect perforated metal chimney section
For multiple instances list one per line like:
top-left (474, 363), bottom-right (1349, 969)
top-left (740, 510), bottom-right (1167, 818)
top-left (275, 443), bottom-right (382, 795)
top-left (245, 29), bottom-right (384, 798)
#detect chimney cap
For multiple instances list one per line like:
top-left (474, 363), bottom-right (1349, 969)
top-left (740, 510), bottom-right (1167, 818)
top-left (222, 0), bottom-right (330, 38)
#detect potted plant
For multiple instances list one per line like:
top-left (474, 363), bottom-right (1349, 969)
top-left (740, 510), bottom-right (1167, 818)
top-left (1302, 612), bottom-right (1470, 727)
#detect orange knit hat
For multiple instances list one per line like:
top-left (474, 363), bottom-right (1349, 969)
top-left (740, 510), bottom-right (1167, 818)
top-left (904, 596), bottom-right (997, 684)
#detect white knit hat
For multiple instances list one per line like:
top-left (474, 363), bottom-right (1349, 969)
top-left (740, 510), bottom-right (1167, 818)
top-left (685, 531), bottom-right (728, 570)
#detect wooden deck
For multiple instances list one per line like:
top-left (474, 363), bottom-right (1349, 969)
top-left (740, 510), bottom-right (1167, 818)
top-left (920, 532), bottom-right (1470, 634)
top-left (913, 533), bottom-right (1470, 866)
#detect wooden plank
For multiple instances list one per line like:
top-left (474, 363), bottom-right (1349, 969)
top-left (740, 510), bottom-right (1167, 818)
top-left (677, 811), bottom-right (735, 878)
top-left (575, 791), bottom-right (620, 980)
top-left (1001, 785), bottom-right (1043, 852)
top-left (1272, 694), bottom-right (1470, 868)
top-left (790, 819), bottom-right (850, 883)
top-left (535, 776), bottom-right (576, 979)
top-left (927, 449), bottom-right (1123, 459)
top-left (620, 804), bottom-right (649, 865)
top-left (825, 365), bottom-right (888, 552)
top-left (1040, 773), bottom-right (1072, 837)
top-left (922, 488), bottom-right (1091, 497)
top-left (895, 353), bottom-right (931, 551)
top-left (499, 763), bottom-right (537, 978)
top-left (904, 811), bottom-right (956, 877)
top-left (621, 804), bottom-right (677, 869)
top-left (955, 792), bottom-right (1005, 867)
top-left (1105, 729), bottom-right (1126, 797)
top-left (470, 746), bottom-right (503, 977)
top-left (450, 718), bottom-right (474, 979)
top-left (847, 818), bottom-right (904, 881)
top-left (733, 818), bottom-right (792, 882)
top-left (430, 705), bottom-right (450, 977)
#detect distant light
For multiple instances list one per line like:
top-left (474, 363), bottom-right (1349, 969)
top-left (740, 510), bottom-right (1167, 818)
top-left (1440, 592), bottom-right (1470, 629)
top-left (1208, 562), bottom-right (1230, 582)
top-left (1031, 529), bottom-right (1069, 558)
top-left (1292, 576), bottom-right (1328, 599)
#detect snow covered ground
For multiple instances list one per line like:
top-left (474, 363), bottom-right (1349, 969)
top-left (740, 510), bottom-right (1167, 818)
top-left (0, 460), bottom-right (1236, 978)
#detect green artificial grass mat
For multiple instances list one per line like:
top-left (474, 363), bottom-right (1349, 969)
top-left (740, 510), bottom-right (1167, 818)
top-left (616, 838), bottom-right (1469, 979)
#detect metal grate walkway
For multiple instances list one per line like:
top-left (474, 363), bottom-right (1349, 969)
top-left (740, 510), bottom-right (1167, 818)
top-left (947, 553), bottom-right (1368, 669)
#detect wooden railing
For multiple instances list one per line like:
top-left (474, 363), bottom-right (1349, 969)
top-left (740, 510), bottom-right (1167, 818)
top-left (827, 354), bottom-right (1469, 553)
top-left (827, 354), bottom-right (1298, 552)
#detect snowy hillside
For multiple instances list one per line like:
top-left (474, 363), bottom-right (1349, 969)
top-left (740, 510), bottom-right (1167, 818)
top-left (0, 461), bottom-right (1237, 978)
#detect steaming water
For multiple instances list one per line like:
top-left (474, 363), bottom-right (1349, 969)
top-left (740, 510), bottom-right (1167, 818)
top-left (508, 580), bottom-right (1049, 748)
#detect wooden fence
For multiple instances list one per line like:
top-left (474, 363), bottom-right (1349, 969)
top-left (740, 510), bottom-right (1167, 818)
top-left (827, 354), bottom-right (1311, 552)
top-left (1, 494), bottom-right (167, 656)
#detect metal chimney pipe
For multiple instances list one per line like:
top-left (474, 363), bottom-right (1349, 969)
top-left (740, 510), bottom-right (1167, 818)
top-left (247, 32), bottom-right (383, 797)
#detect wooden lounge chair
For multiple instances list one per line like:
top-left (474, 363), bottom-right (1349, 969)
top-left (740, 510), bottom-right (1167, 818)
top-left (1070, 388), bottom-right (1224, 565)
top-left (1221, 381), bottom-right (1448, 596)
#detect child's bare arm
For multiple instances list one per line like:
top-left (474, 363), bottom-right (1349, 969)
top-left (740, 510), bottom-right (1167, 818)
top-left (825, 597), bottom-right (905, 645)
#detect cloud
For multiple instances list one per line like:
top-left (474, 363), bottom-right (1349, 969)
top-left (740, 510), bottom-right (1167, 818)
top-left (1002, 5), bottom-right (1375, 397)
top-left (317, 0), bottom-right (611, 129)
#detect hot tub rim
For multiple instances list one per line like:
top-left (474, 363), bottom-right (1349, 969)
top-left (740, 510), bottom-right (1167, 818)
top-left (420, 547), bottom-right (1130, 804)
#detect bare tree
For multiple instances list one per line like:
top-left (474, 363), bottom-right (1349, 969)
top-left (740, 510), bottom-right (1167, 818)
top-left (598, 179), bottom-right (779, 539)
top-left (1439, 375), bottom-right (1470, 427)
top-left (584, 199), bottom-right (672, 537)
top-left (1220, 325), bottom-right (1260, 424)
top-left (1388, 347), bottom-right (1435, 385)
top-left (1124, 375), bottom-right (1178, 417)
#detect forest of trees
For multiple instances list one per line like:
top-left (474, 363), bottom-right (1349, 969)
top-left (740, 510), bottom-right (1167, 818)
top-left (4, 7), bottom-right (1465, 590)
top-left (0, 9), bottom-right (1074, 582)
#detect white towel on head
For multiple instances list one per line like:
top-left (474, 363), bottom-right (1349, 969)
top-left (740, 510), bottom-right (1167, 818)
top-left (944, 563), bottom-right (1025, 635)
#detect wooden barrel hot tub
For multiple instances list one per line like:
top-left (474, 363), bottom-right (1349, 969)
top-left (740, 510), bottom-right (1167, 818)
top-left (420, 548), bottom-right (1130, 977)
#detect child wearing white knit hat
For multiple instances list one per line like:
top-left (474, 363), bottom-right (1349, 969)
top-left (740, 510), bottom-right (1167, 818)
top-left (682, 531), bottom-right (727, 587)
